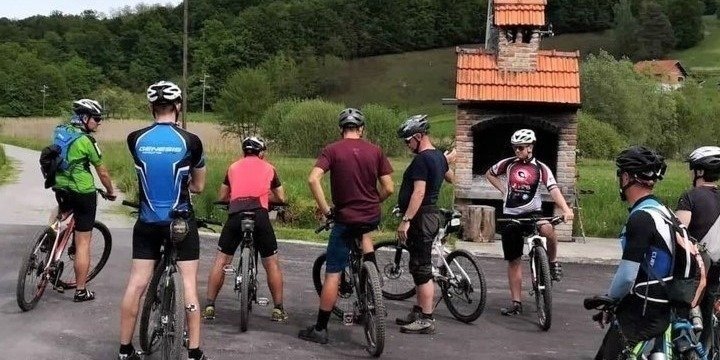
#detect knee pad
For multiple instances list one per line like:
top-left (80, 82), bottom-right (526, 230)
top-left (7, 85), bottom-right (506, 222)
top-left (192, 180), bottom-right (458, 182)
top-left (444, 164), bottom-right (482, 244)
top-left (410, 264), bottom-right (433, 286)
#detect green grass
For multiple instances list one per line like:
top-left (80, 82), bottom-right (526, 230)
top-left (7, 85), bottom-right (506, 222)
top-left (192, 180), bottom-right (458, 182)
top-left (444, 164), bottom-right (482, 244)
top-left (541, 30), bottom-right (616, 57)
top-left (0, 145), bottom-right (13, 185)
top-left (673, 16), bottom-right (720, 69)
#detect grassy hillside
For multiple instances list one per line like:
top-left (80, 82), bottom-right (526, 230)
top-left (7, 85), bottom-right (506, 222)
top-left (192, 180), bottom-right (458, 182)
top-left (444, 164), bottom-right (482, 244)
top-left (672, 16), bottom-right (720, 68)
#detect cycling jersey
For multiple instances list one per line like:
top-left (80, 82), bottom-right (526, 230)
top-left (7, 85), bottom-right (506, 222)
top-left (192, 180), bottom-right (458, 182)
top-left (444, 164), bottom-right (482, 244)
top-left (489, 157), bottom-right (557, 215)
top-left (677, 186), bottom-right (720, 261)
top-left (127, 122), bottom-right (205, 224)
top-left (223, 155), bottom-right (281, 212)
top-left (53, 125), bottom-right (103, 194)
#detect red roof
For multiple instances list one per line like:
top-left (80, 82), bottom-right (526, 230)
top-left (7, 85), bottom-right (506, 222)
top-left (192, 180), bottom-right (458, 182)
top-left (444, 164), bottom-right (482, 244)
top-left (455, 48), bottom-right (581, 104)
top-left (634, 60), bottom-right (688, 78)
top-left (494, 0), bottom-right (546, 26)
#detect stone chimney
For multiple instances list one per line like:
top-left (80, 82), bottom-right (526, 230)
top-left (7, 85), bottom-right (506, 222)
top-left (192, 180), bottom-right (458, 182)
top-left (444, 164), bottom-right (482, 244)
top-left (490, 0), bottom-right (547, 72)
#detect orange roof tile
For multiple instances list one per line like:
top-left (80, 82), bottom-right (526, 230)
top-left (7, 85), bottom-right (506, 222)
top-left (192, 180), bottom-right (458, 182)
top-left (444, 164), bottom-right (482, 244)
top-left (455, 48), bottom-right (581, 105)
top-left (633, 60), bottom-right (688, 77)
top-left (494, 0), bottom-right (547, 26)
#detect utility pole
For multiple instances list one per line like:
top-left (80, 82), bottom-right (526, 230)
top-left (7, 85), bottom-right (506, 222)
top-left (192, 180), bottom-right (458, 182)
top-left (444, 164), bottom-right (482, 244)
top-left (200, 73), bottom-right (209, 115)
top-left (40, 84), bottom-right (48, 117)
top-left (181, 0), bottom-right (189, 129)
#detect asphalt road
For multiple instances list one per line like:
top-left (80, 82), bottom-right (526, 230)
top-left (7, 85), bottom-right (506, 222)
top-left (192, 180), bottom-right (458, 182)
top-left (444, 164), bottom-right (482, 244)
top-left (0, 224), bottom-right (614, 360)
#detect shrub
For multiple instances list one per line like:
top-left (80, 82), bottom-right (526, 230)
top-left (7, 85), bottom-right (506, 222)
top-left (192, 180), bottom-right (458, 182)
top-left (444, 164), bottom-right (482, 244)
top-left (577, 111), bottom-right (626, 159)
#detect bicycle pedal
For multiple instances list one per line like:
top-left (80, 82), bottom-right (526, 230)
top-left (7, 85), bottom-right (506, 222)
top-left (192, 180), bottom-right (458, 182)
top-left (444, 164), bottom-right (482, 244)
top-left (257, 297), bottom-right (269, 306)
top-left (521, 255), bottom-right (530, 261)
top-left (222, 265), bottom-right (235, 275)
top-left (54, 285), bottom-right (65, 293)
top-left (342, 312), bottom-right (355, 326)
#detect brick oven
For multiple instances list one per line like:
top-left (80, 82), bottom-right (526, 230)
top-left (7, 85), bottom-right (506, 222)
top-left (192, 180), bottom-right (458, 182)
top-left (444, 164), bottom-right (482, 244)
top-left (452, 0), bottom-right (581, 241)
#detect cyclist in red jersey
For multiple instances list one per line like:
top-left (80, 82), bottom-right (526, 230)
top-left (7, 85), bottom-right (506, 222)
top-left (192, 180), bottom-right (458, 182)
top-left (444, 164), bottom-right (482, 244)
top-left (202, 136), bottom-right (288, 322)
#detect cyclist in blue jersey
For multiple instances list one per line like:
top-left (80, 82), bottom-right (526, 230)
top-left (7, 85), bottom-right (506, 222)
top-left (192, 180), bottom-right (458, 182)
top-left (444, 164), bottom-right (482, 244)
top-left (117, 81), bottom-right (209, 360)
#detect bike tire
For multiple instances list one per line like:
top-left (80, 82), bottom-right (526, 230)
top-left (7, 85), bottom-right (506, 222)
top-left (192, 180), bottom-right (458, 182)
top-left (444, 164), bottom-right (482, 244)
top-left (16, 227), bottom-right (55, 311)
top-left (441, 249), bottom-right (487, 323)
top-left (532, 246), bottom-right (553, 331)
top-left (361, 262), bottom-right (386, 357)
top-left (139, 262), bottom-right (164, 354)
top-left (161, 273), bottom-right (185, 360)
top-left (374, 240), bottom-right (415, 301)
top-left (239, 247), bottom-right (251, 332)
top-left (312, 253), bottom-right (353, 319)
top-left (57, 221), bottom-right (112, 289)
top-left (712, 317), bottom-right (720, 360)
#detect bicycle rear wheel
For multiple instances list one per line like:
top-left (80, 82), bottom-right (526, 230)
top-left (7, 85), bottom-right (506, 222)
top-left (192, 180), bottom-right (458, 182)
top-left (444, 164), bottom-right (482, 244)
top-left (531, 246), bottom-right (553, 331)
top-left (57, 221), bottom-right (112, 289)
top-left (374, 240), bottom-right (415, 301)
top-left (239, 247), bottom-right (251, 332)
top-left (361, 262), bottom-right (385, 357)
top-left (16, 227), bottom-right (55, 311)
top-left (140, 262), bottom-right (164, 354)
top-left (312, 253), bottom-right (354, 319)
top-left (161, 273), bottom-right (185, 360)
top-left (441, 249), bottom-right (487, 323)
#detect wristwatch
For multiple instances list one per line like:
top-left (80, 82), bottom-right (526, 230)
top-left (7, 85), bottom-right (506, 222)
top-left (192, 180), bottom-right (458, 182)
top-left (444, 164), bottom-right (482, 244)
top-left (401, 215), bottom-right (412, 223)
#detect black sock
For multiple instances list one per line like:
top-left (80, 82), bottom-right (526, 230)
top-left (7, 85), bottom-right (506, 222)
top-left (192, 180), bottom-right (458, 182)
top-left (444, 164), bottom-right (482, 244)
top-left (188, 348), bottom-right (203, 359)
top-left (119, 343), bottom-right (134, 355)
top-left (274, 303), bottom-right (284, 311)
top-left (205, 300), bottom-right (215, 307)
top-left (315, 309), bottom-right (332, 331)
top-left (421, 312), bottom-right (434, 320)
top-left (362, 252), bottom-right (377, 267)
top-left (412, 305), bottom-right (423, 313)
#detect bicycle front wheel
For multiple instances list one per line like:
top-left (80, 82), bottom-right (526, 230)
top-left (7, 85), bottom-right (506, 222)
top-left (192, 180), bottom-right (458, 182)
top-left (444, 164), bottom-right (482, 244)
top-left (441, 249), bottom-right (487, 323)
top-left (374, 240), bottom-right (415, 301)
top-left (16, 227), bottom-right (55, 311)
top-left (361, 262), bottom-right (386, 357)
top-left (57, 221), bottom-right (112, 289)
top-left (239, 247), bottom-right (251, 332)
top-left (531, 246), bottom-right (553, 331)
top-left (312, 253), bottom-right (354, 319)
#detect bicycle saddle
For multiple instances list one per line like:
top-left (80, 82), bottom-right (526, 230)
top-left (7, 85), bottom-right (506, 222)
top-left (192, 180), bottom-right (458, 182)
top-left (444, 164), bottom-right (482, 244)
top-left (583, 295), bottom-right (616, 311)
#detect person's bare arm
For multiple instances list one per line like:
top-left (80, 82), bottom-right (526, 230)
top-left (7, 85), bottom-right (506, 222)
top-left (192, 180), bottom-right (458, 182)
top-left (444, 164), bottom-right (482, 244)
top-left (676, 210), bottom-right (692, 227)
top-left (188, 167), bottom-right (207, 194)
top-left (94, 164), bottom-right (115, 198)
top-left (378, 174), bottom-right (394, 202)
top-left (485, 169), bottom-right (504, 196)
top-left (308, 167), bottom-right (331, 215)
top-left (218, 184), bottom-right (230, 202)
top-left (444, 169), bottom-right (454, 184)
top-left (404, 180), bottom-right (426, 220)
top-left (270, 185), bottom-right (287, 204)
top-left (549, 187), bottom-right (574, 221)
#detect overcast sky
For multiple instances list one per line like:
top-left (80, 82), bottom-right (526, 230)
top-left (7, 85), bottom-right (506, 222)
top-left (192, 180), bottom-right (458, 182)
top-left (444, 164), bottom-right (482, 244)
top-left (2, 1), bottom-right (183, 20)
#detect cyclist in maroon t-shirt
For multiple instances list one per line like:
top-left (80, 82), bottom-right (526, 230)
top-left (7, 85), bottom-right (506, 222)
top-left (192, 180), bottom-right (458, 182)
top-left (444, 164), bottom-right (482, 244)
top-left (299, 108), bottom-right (394, 344)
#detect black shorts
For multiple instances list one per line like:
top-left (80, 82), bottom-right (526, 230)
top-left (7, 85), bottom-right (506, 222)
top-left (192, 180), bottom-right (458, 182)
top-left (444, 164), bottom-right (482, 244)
top-left (407, 207), bottom-right (441, 274)
top-left (56, 190), bottom-right (97, 232)
top-left (218, 209), bottom-right (278, 258)
top-left (499, 212), bottom-right (542, 261)
top-left (132, 220), bottom-right (200, 261)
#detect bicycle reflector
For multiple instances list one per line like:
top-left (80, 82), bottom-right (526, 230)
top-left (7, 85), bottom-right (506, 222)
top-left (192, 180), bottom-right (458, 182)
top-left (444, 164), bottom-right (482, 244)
top-left (170, 218), bottom-right (189, 243)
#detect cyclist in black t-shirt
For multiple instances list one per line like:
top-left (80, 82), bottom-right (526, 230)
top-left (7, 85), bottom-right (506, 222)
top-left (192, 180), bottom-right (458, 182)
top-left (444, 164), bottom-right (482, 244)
top-left (676, 146), bottom-right (720, 346)
top-left (394, 115), bottom-right (454, 335)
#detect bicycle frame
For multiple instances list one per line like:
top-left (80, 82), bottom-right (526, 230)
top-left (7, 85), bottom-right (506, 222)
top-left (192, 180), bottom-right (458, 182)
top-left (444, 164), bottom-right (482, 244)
top-left (341, 237), bottom-right (368, 324)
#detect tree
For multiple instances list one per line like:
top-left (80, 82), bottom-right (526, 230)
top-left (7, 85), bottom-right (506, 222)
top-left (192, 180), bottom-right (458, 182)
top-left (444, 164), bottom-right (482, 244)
top-left (215, 68), bottom-right (276, 138)
top-left (612, 0), bottom-right (641, 59)
top-left (636, 1), bottom-right (676, 60)
top-left (666, 0), bottom-right (704, 49)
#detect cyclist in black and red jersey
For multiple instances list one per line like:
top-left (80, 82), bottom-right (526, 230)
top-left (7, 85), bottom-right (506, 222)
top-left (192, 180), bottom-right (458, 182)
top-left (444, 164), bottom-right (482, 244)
top-left (485, 129), bottom-right (574, 316)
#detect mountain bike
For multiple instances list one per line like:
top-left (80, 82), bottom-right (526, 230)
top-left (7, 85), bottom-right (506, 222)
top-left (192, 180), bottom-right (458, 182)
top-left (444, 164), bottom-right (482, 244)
top-left (496, 216), bottom-right (564, 331)
top-left (585, 295), bottom-right (709, 359)
top-left (312, 219), bottom-right (386, 357)
top-left (374, 208), bottom-right (487, 323)
top-left (123, 201), bottom-right (222, 359)
top-left (216, 201), bottom-right (287, 332)
top-left (16, 188), bottom-right (113, 311)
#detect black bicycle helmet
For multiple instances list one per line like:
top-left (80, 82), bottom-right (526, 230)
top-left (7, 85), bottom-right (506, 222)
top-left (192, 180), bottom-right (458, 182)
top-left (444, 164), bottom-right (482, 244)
top-left (338, 108), bottom-right (365, 128)
top-left (242, 136), bottom-right (267, 154)
top-left (615, 145), bottom-right (667, 181)
top-left (147, 81), bottom-right (182, 105)
top-left (72, 99), bottom-right (103, 118)
top-left (688, 146), bottom-right (720, 171)
top-left (397, 115), bottom-right (430, 138)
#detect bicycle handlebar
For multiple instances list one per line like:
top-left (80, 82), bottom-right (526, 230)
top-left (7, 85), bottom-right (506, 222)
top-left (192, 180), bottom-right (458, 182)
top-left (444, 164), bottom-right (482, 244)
top-left (315, 219), bottom-right (333, 234)
top-left (497, 216), bottom-right (565, 226)
top-left (122, 200), bottom-right (139, 208)
top-left (583, 295), bottom-right (618, 312)
top-left (96, 188), bottom-right (116, 201)
top-left (122, 200), bottom-right (224, 228)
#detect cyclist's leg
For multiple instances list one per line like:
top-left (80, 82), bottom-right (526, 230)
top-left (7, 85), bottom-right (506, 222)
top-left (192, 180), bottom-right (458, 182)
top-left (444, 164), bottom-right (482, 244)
top-left (500, 222), bottom-right (524, 313)
top-left (538, 222), bottom-right (558, 263)
top-left (700, 264), bottom-right (720, 346)
top-left (71, 191), bottom-right (97, 296)
top-left (119, 221), bottom-right (162, 356)
top-left (255, 209), bottom-right (286, 320)
top-left (205, 215), bottom-right (241, 311)
top-left (177, 220), bottom-right (203, 354)
top-left (358, 220), bottom-right (380, 269)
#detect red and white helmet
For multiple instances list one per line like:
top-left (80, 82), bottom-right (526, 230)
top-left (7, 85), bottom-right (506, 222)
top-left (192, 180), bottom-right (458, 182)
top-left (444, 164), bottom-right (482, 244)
top-left (510, 129), bottom-right (536, 145)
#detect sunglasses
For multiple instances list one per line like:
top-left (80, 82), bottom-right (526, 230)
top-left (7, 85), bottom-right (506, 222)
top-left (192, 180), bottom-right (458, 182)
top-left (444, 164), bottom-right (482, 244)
top-left (92, 116), bottom-right (103, 123)
top-left (404, 136), bottom-right (414, 144)
top-left (513, 145), bottom-right (527, 151)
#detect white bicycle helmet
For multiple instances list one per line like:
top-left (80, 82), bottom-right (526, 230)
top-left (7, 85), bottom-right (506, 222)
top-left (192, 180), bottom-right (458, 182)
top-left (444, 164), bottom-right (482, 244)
top-left (510, 129), bottom-right (536, 145)
top-left (688, 146), bottom-right (720, 171)
top-left (242, 136), bottom-right (267, 154)
top-left (72, 99), bottom-right (103, 117)
top-left (147, 81), bottom-right (182, 105)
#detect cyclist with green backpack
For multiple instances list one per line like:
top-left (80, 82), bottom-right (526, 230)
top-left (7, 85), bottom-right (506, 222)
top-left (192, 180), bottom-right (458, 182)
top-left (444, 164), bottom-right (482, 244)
top-left (50, 99), bottom-right (116, 302)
